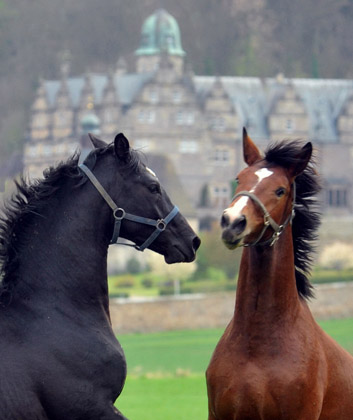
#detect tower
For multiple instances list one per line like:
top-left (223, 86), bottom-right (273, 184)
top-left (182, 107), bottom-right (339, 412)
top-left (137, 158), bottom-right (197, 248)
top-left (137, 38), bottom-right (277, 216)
top-left (135, 9), bottom-right (186, 75)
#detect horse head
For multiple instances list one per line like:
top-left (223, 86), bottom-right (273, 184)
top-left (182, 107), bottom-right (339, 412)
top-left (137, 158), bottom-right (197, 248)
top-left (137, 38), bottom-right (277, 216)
top-left (82, 132), bottom-right (200, 263)
top-left (221, 128), bottom-right (312, 248)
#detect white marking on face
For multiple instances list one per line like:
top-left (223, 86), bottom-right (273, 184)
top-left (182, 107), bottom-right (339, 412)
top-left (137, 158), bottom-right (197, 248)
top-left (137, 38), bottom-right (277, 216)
top-left (224, 167), bottom-right (274, 224)
top-left (255, 168), bottom-right (273, 183)
top-left (249, 168), bottom-right (274, 192)
top-left (224, 196), bottom-right (249, 221)
top-left (146, 167), bottom-right (157, 177)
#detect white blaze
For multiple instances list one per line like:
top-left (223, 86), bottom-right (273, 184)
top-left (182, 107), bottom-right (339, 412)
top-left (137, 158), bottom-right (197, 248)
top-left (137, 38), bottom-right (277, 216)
top-left (254, 168), bottom-right (273, 184)
top-left (224, 167), bottom-right (274, 222)
top-left (224, 196), bottom-right (249, 221)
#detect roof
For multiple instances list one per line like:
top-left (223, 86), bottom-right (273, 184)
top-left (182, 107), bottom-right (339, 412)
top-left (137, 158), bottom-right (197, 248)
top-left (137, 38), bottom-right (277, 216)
top-left (42, 72), bottom-right (353, 145)
top-left (44, 72), bottom-right (154, 108)
top-left (194, 76), bottom-right (353, 143)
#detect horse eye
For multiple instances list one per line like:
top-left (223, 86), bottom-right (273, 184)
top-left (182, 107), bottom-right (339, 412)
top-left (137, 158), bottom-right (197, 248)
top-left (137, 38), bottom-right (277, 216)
top-left (149, 184), bottom-right (160, 194)
top-left (275, 187), bottom-right (286, 197)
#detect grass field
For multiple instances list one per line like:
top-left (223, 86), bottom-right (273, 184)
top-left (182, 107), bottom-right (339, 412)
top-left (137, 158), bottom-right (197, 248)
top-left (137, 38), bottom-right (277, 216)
top-left (116, 318), bottom-right (353, 419)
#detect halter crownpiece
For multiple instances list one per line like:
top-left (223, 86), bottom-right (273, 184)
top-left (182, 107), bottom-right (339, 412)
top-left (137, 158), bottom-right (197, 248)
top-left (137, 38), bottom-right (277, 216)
top-left (79, 163), bottom-right (179, 251)
top-left (232, 182), bottom-right (296, 247)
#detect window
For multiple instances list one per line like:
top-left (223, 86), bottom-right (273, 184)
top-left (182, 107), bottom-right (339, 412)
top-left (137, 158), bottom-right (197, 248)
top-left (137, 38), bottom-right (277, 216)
top-left (179, 140), bottom-right (198, 154)
top-left (149, 89), bottom-right (159, 104)
top-left (138, 110), bottom-right (145, 122)
top-left (27, 145), bottom-right (37, 158)
top-left (214, 148), bottom-right (230, 165)
top-left (137, 109), bottom-right (156, 124)
top-left (172, 90), bottom-right (182, 103)
top-left (175, 111), bottom-right (194, 126)
top-left (286, 119), bottom-right (294, 132)
top-left (213, 185), bottom-right (230, 208)
top-left (211, 117), bottom-right (226, 132)
top-left (42, 145), bottom-right (52, 157)
top-left (327, 188), bottom-right (348, 208)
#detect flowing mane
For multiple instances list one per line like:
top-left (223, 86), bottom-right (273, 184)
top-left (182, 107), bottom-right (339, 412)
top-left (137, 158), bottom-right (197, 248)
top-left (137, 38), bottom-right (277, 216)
top-left (264, 140), bottom-right (321, 299)
top-left (0, 154), bottom-right (83, 295)
top-left (0, 144), bottom-right (142, 296)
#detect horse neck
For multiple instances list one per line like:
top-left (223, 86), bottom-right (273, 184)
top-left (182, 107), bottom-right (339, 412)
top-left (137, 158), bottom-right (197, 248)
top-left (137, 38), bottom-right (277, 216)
top-left (233, 226), bottom-right (300, 329)
top-left (16, 178), bottom-right (113, 310)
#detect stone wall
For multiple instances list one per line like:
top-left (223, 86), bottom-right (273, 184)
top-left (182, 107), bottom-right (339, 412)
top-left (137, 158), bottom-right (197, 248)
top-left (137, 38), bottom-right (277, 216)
top-left (110, 282), bottom-right (353, 334)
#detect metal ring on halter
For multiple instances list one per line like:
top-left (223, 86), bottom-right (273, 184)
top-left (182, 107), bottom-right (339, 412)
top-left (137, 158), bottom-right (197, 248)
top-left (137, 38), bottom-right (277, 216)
top-left (156, 220), bottom-right (167, 231)
top-left (79, 163), bottom-right (180, 250)
top-left (113, 208), bottom-right (126, 220)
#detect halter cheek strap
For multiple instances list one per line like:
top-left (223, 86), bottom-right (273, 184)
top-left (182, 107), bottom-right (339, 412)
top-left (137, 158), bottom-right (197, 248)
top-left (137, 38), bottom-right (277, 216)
top-left (79, 164), bottom-right (179, 251)
top-left (232, 182), bottom-right (296, 247)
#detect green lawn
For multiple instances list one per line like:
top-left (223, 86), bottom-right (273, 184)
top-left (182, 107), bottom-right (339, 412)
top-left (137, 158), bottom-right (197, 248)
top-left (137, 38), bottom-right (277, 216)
top-left (116, 319), bottom-right (353, 419)
top-left (118, 376), bottom-right (207, 420)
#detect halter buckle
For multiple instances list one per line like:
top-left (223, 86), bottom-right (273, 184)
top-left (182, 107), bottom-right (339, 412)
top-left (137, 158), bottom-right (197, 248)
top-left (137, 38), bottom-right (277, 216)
top-left (264, 214), bottom-right (271, 227)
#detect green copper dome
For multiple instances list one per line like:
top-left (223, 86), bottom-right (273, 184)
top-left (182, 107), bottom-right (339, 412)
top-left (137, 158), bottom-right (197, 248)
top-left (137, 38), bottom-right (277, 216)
top-left (135, 9), bottom-right (186, 57)
top-left (81, 114), bottom-right (100, 134)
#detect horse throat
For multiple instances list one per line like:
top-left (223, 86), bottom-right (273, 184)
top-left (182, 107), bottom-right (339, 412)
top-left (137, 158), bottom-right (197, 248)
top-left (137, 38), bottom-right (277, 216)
top-left (234, 226), bottom-right (300, 330)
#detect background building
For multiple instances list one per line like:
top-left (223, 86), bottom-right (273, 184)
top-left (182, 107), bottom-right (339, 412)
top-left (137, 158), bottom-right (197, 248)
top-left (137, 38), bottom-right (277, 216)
top-left (24, 9), bottom-right (353, 226)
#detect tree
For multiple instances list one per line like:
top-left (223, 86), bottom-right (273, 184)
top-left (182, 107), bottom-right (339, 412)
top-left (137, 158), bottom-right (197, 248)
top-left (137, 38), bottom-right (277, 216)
top-left (194, 224), bottom-right (241, 280)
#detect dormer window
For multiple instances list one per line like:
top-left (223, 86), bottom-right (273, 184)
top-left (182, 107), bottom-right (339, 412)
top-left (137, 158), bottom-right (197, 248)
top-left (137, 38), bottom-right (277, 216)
top-left (173, 90), bottom-right (182, 103)
top-left (286, 119), bottom-right (294, 132)
top-left (327, 187), bottom-right (348, 208)
top-left (149, 89), bottom-right (159, 104)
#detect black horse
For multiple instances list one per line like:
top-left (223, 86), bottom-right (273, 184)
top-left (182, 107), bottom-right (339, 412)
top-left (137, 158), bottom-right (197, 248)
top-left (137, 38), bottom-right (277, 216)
top-left (0, 133), bottom-right (200, 420)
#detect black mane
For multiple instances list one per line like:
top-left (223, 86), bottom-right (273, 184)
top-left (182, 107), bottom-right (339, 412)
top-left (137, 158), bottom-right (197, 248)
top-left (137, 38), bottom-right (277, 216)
top-left (265, 141), bottom-right (321, 300)
top-left (0, 154), bottom-right (83, 296)
top-left (0, 145), bottom-right (142, 297)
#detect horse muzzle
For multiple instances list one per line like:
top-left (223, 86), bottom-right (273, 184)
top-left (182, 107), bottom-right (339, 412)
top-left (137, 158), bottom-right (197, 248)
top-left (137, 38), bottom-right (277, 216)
top-left (221, 213), bottom-right (247, 249)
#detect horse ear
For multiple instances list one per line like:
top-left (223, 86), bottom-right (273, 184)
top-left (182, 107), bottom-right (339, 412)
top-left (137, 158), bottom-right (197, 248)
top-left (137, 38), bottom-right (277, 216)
top-left (114, 133), bottom-right (131, 163)
top-left (243, 127), bottom-right (262, 166)
top-left (288, 142), bottom-right (312, 178)
top-left (88, 133), bottom-right (107, 149)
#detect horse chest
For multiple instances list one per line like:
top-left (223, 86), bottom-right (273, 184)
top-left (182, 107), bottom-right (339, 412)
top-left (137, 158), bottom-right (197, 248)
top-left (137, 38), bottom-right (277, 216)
top-left (207, 344), bottom-right (323, 420)
top-left (57, 327), bottom-right (127, 389)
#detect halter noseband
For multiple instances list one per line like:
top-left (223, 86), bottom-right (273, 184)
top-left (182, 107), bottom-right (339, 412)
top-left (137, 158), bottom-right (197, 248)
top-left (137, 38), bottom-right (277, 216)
top-left (79, 163), bottom-right (179, 251)
top-left (232, 182), bottom-right (296, 247)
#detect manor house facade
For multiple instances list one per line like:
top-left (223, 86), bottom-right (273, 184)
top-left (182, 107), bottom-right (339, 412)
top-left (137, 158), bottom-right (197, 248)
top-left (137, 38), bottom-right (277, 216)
top-left (24, 9), bottom-right (353, 226)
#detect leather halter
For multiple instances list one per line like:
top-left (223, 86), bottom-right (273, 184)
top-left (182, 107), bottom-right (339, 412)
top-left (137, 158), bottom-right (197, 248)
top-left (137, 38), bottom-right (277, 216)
top-left (232, 182), bottom-right (296, 247)
top-left (79, 164), bottom-right (179, 251)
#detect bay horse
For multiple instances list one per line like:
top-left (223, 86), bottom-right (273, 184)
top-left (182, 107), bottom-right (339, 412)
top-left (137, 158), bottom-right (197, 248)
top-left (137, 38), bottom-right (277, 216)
top-left (206, 128), bottom-right (353, 420)
top-left (0, 133), bottom-right (200, 420)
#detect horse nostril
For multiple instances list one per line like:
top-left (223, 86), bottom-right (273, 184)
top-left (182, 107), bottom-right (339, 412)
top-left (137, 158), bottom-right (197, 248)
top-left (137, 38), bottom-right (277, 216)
top-left (231, 215), bottom-right (247, 235)
top-left (193, 236), bottom-right (201, 251)
top-left (221, 213), bottom-right (230, 228)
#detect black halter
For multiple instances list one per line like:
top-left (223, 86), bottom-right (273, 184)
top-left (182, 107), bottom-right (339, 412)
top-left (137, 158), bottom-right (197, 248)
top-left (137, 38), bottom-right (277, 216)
top-left (79, 164), bottom-right (179, 251)
top-left (232, 182), bottom-right (296, 247)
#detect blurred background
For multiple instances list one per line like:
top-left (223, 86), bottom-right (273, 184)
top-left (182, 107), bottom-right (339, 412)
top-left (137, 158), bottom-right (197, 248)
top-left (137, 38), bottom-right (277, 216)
top-left (0, 1), bottom-right (353, 418)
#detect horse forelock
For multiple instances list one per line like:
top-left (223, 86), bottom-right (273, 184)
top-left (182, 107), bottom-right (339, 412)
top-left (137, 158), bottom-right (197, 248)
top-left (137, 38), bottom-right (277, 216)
top-left (264, 140), bottom-right (321, 300)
